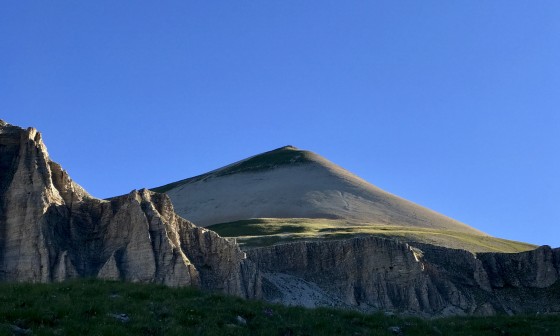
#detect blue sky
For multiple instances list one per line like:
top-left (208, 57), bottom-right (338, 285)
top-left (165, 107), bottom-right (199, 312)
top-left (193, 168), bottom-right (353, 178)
top-left (2, 1), bottom-right (559, 247)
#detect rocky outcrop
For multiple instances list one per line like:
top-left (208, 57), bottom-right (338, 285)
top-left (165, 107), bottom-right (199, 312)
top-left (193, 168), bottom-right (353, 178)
top-left (418, 243), bottom-right (560, 314)
top-left (477, 245), bottom-right (559, 288)
top-left (247, 237), bottom-right (560, 316)
top-left (247, 237), bottom-right (475, 316)
top-left (0, 121), bottom-right (260, 298)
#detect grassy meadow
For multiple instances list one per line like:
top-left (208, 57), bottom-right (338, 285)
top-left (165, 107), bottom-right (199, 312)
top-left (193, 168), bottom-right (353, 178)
top-left (208, 218), bottom-right (536, 253)
top-left (0, 280), bottom-right (558, 336)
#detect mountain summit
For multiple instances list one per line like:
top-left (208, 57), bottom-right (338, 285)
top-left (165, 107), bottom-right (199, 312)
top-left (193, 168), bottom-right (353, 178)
top-left (152, 146), bottom-right (485, 236)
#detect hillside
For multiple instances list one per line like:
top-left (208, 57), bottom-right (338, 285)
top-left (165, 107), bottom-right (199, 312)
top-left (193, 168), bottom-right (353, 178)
top-left (152, 146), bottom-right (484, 236)
top-left (149, 146), bottom-right (533, 253)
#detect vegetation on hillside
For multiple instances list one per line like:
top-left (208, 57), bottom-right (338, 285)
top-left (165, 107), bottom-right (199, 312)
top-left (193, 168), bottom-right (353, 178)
top-left (0, 280), bottom-right (558, 336)
top-left (151, 146), bottom-right (313, 193)
top-left (208, 218), bottom-right (536, 253)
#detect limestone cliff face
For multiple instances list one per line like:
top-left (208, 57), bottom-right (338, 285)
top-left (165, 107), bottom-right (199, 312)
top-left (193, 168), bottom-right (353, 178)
top-left (417, 243), bottom-right (560, 314)
top-left (247, 238), bottom-right (560, 316)
top-left (477, 245), bottom-right (559, 288)
top-left (247, 237), bottom-right (475, 316)
top-left (0, 121), bottom-right (260, 298)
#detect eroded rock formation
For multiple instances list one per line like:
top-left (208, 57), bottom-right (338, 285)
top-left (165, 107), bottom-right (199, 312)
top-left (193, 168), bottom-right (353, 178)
top-left (0, 121), bottom-right (260, 298)
top-left (247, 238), bottom-right (560, 316)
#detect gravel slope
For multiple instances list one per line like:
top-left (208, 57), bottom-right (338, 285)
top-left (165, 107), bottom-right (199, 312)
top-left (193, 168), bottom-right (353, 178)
top-left (155, 146), bottom-right (485, 236)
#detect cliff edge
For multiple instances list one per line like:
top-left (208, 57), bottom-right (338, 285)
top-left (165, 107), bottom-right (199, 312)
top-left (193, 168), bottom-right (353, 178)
top-left (0, 121), bottom-right (260, 298)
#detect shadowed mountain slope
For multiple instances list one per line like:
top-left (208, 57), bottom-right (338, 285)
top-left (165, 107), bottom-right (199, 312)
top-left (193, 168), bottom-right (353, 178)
top-left (152, 146), bottom-right (485, 237)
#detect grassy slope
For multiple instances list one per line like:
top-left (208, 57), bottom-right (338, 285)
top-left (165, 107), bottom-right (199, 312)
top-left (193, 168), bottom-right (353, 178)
top-left (208, 218), bottom-right (537, 253)
top-left (0, 280), bottom-right (558, 336)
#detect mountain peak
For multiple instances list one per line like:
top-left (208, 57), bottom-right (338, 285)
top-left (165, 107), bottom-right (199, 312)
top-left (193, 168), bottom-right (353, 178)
top-left (153, 146), bottom-right (320, 193)
top-left (153, 146), bottom-right (486, 238)
top-left (276, 145), bottom-right (298, 151)
top-left (208, 145), bottom-right (328, 176)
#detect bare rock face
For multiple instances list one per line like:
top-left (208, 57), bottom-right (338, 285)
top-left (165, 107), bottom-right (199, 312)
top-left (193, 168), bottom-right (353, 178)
top-left (477, 245), bottom-right (559, 288)
top-left (247, 237), bottom-right (560, 316)
top-left (247, 237), bottom-right (475, 316)
top-left (0, 121), bottom-right (260, 298)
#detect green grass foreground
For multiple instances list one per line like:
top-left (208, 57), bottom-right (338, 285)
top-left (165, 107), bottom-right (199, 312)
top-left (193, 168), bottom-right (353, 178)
top-left (0, 280), bottom-right (557, 336)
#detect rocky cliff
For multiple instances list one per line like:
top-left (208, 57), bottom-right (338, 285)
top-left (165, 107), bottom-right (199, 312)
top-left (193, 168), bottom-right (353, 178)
top-left (247, 237), bottom-right (560, 316)
top-left (0, 121), bottom-right (260, 298)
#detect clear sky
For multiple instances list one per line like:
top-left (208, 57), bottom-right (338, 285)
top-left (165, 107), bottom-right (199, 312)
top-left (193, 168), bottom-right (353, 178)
top-left (2, 1), bottom-right (559, 248)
